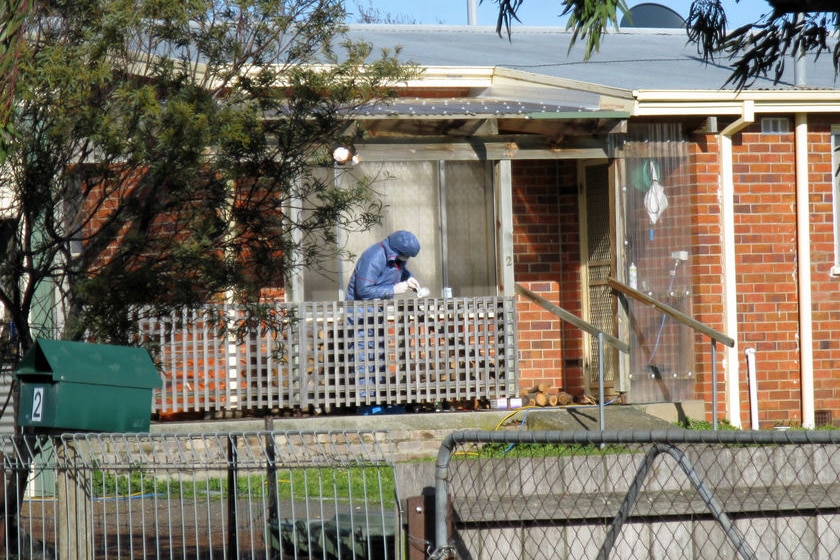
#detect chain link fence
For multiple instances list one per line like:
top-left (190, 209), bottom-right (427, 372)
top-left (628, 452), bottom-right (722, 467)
top-left (0, 430), bottom-right (399, 559)
top-left (2, 428), bottom-right (840, 559)
top-left (433, 429), bottom-right (840, 560)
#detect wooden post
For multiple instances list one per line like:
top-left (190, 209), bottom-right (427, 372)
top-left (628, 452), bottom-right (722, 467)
top-left (56, 440), bottom-right (93, 560)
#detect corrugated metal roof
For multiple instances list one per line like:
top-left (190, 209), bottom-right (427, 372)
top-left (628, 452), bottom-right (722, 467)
top-left (347, 24), bottom-right (840, 92)
top-left (355, 97), bottom-right (628, 118)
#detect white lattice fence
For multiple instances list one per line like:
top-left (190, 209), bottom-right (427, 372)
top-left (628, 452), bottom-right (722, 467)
top-left (139, 297), bottom-right (518, 416)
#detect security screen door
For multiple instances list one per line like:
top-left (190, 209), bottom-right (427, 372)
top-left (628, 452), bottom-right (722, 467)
top-left (580, 161), bottom-right (617, 396)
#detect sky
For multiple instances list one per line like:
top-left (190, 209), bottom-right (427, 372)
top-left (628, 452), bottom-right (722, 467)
top-left (348, 0), bottom-right (773, 29)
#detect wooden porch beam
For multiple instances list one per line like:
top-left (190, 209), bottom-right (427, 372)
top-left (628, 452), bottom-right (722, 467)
top-left (356, 135), bottom-right (609, 161)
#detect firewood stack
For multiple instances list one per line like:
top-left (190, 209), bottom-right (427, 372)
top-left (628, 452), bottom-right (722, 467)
top-left (520, 383), bottom-right (574, 407)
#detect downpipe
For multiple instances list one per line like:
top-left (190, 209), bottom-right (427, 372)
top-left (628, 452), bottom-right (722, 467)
top-left (745, 348), bottom-right (759, 429)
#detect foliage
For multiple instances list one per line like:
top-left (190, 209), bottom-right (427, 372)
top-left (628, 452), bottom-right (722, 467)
top-left (91, 465), bottom-right (396, 501)
top-left (0, 0), bottom-right (419, 351)
top-left (681, 417), bottom-right (739, 430)
top-left (688, 1), bottom-right (840, 88)
top-left (351, 0), bottom-right (419, 24)
top-left (483, 0), bottom-right (626, 56)
top-left (486, 0), bottom-right (840, 89)
top-left (477, 441), bottom-right (633, 457)
top-left (0, 0), bottom-right (28, 164)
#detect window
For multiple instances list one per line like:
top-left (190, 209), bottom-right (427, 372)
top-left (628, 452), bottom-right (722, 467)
top-left (761, 117), bottom-right (790, 134)
top-left (303, 160), bottom-right (497, 301)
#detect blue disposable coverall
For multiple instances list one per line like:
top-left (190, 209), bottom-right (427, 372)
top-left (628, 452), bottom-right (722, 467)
top-left (346, 230), bottom-right (421, 301)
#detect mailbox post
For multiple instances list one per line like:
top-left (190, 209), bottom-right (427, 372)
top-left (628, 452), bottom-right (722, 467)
top-left (14, 339), bottom-right (162, 560)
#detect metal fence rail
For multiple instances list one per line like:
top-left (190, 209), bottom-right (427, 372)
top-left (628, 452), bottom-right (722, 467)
top-left (139, 297), bottom-right (518, 416)
top-left (0, 430), bottom-right (399, 560)
top-left (433, 429), bottom-right (840, 560)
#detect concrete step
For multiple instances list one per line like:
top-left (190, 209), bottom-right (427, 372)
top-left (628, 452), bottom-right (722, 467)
top-left (524, 401), bottom-right (704, 431)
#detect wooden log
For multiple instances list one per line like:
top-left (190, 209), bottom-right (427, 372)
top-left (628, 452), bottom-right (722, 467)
top-left (576, 394), bottom-right (598, 405)
top-left (557, 391), bottom-right (572, 405)
top-left (534, 392), bottom-right (548, 407)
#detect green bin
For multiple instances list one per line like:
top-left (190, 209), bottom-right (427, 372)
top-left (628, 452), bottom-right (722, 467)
top-left (269, 510), bottom-right (395, 560)
top-left (15, 338), bottom-right (162, 432)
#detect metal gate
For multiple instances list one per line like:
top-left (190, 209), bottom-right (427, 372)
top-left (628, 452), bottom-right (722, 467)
top-left (432, 429), bottom-right (840, 560)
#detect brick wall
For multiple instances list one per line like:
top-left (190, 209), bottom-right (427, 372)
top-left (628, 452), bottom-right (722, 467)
top-left (688, 133), bottom-right (727, 422)
top-left (511, 160), bottom-right (585, 396)
top-left (732, 123), bottom-right (801, 426)
top-left (807, 119), bottom-right (840, 423)
top-left (511, 117), bottom-right (840, 427)
top-left (692, 117), bottom-right (840, 428)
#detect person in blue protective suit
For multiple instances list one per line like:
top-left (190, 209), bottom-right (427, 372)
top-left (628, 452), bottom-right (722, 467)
top-left (346, 230), bottom-right (422, 300)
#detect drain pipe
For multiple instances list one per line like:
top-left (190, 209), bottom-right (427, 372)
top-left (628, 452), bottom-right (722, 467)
top-left (745, 348), bottom-right (759, 429)
top-left (795, 113), bottom-right (815, 428)
top-left (719, 101), bottom-right (754, 429)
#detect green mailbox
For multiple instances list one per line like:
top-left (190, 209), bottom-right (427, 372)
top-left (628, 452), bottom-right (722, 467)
top-left (15, 338), bottom-right (162, 432)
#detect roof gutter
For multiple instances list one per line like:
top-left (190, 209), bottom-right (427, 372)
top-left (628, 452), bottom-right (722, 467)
top-left (633, 90), bottom-right (840, 117)
top-left (718, 100), bottom-right (754, 429)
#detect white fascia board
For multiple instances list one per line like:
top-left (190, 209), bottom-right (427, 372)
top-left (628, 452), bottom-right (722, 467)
top-left (407, 66), bottom-right (496, 88)
top-left (399, 65), bottom-right (637, 112)
top-left (491, 67), bottom-right (634, 111)
top-left (492, 67), bottom-right (633, 100)
top-left (633, 89), bottom-right (840, 117)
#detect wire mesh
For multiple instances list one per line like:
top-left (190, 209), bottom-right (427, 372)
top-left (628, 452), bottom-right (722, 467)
top-left (435, 429), bottom-right (840, 560)
top-left (0, 430), bottom-right (398, 560)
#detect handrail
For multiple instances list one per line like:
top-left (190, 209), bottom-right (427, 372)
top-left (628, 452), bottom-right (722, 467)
top-left (608, 277), bottom-right (733, 430)
top-left (515, 283), bottom-right (629, 431)
top-left (607, 278), bottom-right (734, 348)
top-left (515, 284), bottom-right (629, 353)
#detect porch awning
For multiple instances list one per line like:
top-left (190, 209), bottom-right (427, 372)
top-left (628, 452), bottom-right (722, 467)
top-left (350, 98), bottom-right (629, 161)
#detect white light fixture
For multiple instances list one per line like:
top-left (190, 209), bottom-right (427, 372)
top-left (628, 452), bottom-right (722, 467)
top-left (333, 145), bottom-right (360, 165)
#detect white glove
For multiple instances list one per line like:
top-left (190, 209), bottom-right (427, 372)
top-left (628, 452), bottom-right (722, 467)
top-left (393, 281), bottom-right (409, 295)
top-left (406, 277), bottom-right (421, 291)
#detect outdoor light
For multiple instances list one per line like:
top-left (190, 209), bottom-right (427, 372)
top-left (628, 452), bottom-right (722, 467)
top-left (333, 145), bottom-right (360, 165)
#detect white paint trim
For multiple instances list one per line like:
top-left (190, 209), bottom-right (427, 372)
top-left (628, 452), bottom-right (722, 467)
top-left (718, 100), bottom-right (754, 428)
top-left (795, 113), bottom-right (815, 428)
top-left (495, 160), bottom-right (515, 297)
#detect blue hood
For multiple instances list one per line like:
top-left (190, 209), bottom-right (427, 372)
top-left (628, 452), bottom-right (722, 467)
top-left (387, 230), bottom-right (420, 258)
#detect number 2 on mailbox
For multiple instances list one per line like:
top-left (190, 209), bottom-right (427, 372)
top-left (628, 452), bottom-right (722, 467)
top-left (31, 387), bottom-right (43, 422)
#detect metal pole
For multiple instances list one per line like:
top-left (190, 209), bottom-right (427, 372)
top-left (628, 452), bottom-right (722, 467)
top-left (227, 434), bottom-right (239, 558)
top-left (466, 0), bottom-right (478, 25)
top-left (712, 340), bottom-right (718, 430)
top-left (598, 443), bottom-right (755, 560)
top-left (598, 332), bottom-right (605, 431)
top-left (433, 438), bottom-right (455, 559)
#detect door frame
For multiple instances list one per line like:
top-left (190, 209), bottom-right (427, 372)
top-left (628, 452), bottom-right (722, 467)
top-left (577, 158), bottom-right (621, 397)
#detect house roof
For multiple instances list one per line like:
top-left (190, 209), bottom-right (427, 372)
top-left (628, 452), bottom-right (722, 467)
top-left (342, 24), bottom-right (840, 160)
top-left (346, 24), bottom-right (840, 93)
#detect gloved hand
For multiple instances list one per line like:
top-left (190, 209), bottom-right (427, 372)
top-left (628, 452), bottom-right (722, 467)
top-left (406, 277), bottom-right (421, 291)
top-left (393, 281), bottom-right (409, 295)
